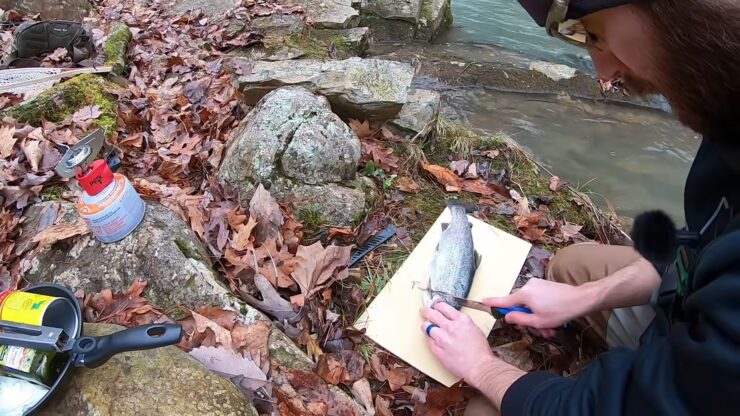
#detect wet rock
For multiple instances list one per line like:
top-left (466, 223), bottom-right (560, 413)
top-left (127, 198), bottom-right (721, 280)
top-left (252, 13), bottom-right (307, 34)
top-left (0, 0), bottom-right (94, 20)
top-left (218, 87), bottom-right (368, 226)
top-left (172, 0), bottom-right (239, 17)
top-left (39, 323), bottom-right (257, 416)
top-left (416, 0), bottom-right (453, 41)
top-left (388, 88), bottom-right (440, 138)
top-left (360, 0), bottom-right (419, 41)
top-left (23, 202), bottom-right (237, 310)
top-left (529, 61), bottom-right (577, 82)
top-left (286, 0), bottom-right (359, 29)
top-left (322, 27), bottom-right (371, 56)
top-left (235, 57), bottom-right (414, 120)
top-left (359, 0), bottom-right (451, 41)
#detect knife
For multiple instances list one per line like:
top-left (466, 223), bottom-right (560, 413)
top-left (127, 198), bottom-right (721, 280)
top-left (423, 289), bottom-right (532, 320)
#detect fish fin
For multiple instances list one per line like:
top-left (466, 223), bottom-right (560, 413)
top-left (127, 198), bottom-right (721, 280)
top-left (441, 222), bottom-right (449, 232)
top-left (474, 250), bottom-right (482, 269)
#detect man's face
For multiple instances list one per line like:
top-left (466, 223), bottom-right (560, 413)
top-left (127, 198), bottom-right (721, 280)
top-left (579, 5), bottom-right (661, 96)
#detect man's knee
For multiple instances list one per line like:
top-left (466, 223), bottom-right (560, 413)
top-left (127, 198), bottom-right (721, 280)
top-left (547, 243), bottom-right (594, 285)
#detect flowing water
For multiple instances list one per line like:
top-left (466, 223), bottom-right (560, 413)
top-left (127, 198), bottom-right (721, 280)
top-left (431, 0), bottom-right (699, 222)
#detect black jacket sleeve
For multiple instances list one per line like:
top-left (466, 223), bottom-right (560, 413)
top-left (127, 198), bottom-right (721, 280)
top-left (501, 229), bottom-right (740, 416)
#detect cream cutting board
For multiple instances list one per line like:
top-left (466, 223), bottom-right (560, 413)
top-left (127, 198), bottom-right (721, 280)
top-left (355, 207), bottom-right (532, 387)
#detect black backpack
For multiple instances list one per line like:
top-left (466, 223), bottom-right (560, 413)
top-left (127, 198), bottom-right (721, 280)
top-left (0, 20), bottom-right (96, 68)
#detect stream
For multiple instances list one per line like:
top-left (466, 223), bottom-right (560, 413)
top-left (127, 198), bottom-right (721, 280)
top-left (432, 0), bottom-right (699, 223)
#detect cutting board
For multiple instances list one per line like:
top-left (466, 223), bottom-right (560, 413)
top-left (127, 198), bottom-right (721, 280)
top-left (355, 207), bottom-right (532, 386)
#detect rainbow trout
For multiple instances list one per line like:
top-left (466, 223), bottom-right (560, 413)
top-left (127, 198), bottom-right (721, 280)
top-left (422, 204), bottom-right (479, 309)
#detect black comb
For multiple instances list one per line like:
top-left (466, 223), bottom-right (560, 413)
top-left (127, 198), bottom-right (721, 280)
top-left (349, 224), bottom-right (397, 268)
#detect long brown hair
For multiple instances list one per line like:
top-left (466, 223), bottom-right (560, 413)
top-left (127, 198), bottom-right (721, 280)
top-left (635, 0), bottom-right (740, 135)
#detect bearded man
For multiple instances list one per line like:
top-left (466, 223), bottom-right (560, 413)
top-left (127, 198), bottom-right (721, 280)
top-left (419, 1), bottom-right (740, 415)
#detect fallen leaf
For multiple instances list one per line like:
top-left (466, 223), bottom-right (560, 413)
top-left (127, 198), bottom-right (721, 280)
top-left (549, 176), bottom-right (567, 192)
top-left (231, 320), bottom-right (270, 363)
top-left (403, 385), bottom-right (428, 403)
top-left (348, 119), bottom-right (376, 139)
top-left (560, 222), bottom-right (584, 241)
top-left (189, 346), bottom-right (269, 392)
top-left (0, 126), bottom-right (16, 158)
top-left (461, 179), bottom-right (496, 196)
top-left (195, 307), bottom-right (238, 331)
top-left (31, 217), bottom-right (89, 250)
top-left (21, 140), bottom-right (42, 172)
top-left (191, 311), bottom-right (233, 350)
top-left (241, 273), bottom-right (299, 323)
top-left (45, 47), bottom-right (68, 62)
top-left (352, 378), bottom-right (375, 416)
top-left (249, 184), bottom-right (284, 245)
top-left (231, 216), bottom-right (257, 251)
top-left (375, 396), bottom-right (393, 416)
top-left (421, 163), bottom-right (463, 192)
top-left (291, 242), bottom-right (351, 300)
top-left (386, 366), bottom-right (416, 391)
top-left (514, 213), bottom-right (545, 242)
top-left (414, 386), bottom-right (475, 416)
top-left (299, 330), bottom-right (324, 362)
top-left (315, 350), bottom-right (366, 385)
top-left (83, 280), bottom-right (163, 327)
top-left (493, 340), bottom-right (536, 371)
top-left (464, 162), bottom-right (479, 178)
top-left (327, 227), bottom-right (354, 241)
top-left (449, 160), bottom-right (469, 176)
top-left (71, 105), bottom-right (102, 123)
top-left (484, 149), bottom-right (500, 159)
top-left (395, 176), bottom-right (421, 193)
top-left (361, 139), bottom-right (399, 170)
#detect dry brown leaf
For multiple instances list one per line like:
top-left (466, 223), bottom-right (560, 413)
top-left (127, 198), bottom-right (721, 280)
top-left (484, 149), bottom-right (500, 159)
top-left (0, 126), bottom-right (16, 158)
top-left (227, 208), bottom-right (248, 229)
top-left (231, 216), bottom-right (257, 251)
top-left (348, 119), bottom-right (376, 139)
top-left (249, 184), bottom-right (284, 245)
top-left (493, 340), bottom-right (536, 371)
top-left (374, 396), bottom-right (393, 416)
top-left (194, 307), bottom-right (238, 331)
top-left (421, 163), bottom-right (463, 192)
top-left (315, 350), bottom-right (366, 385)
top-left (461, 179), bottom-right (495, 196)
top-left (386, 366), bottom-right (416, 391)
top-left (241, 273), bottom-right (299, 323)
top-left (395, 176), bottom-right (421, 193)
top-left (31, 217), bottom-right (89, 250)
top-left (549, 176), bottom-right (568, 192)
top-left (21, 139), bottom-right (42, 172)
top-left (361, 138), bottom-right (399, 170)
top-left (299, 330), bottom-right (324, 362)
top-left (231, 320), bottom-right (270, 362)
top-left (327, 227), bottom-right (354, 241)
top-left (413, 386), bottom-right (475, 416)
top-left (514, 213), bottom-right (545, 242)
top-left (71, 105), bottom-right (102, 123)
top-left (291, 241), bottom-right (351, 300)
top-left (560, 222), bottom-right (584, 241)
top-left (352, 378), bottom-right (375, 416)
top-left (403, 385), bottom-right (428, 403)
top-left (191, 311), bottom-right (233, 350)
top-left (449, 160), bottom-right (469, 176)
top-left (189, 346), bottom-right (269, 392)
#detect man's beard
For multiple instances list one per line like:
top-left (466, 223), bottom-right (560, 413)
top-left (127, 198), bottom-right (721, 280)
top-left (620, 72), bottom-right (660, 97)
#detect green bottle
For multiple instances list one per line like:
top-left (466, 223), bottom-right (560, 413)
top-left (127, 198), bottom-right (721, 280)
top-left (0, 344), bottom-right (65, 387)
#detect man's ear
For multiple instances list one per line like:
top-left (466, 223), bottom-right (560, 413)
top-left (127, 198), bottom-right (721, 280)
top-left (630, 210), bottom-right (677, 264)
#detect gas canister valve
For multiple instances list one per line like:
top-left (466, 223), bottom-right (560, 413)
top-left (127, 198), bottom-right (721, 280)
top-left (55, 129), bottom-right (146, 243)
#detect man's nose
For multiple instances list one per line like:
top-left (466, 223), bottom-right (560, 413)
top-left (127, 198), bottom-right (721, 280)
top-left (588, 48), bottom-right (629, 82)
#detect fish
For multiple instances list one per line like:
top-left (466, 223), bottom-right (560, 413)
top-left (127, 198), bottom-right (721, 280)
top-left (422, 203), bottom-right (480, 310)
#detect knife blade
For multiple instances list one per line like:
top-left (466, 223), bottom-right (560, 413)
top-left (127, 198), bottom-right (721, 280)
top-left (421, 288), bottom-right (532, 320)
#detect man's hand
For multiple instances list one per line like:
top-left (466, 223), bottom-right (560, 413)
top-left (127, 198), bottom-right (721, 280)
top-left (420, 302), bottom-right (526, 409)
top-left (484, 279), bottom-right (591, 337)
top-left (420, 302), bottom-right (496, 381)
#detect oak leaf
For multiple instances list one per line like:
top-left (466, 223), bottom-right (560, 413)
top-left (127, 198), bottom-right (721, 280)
top-left (421, 163), bottom-right (463, 192)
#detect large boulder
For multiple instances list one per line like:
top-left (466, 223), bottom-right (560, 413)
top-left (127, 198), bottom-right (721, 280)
top-left (388, 88), bottom-right (441, 139)
top-left (23, 202), bottom-right (237, 310)
top-left (235, 58), bottom-right (414, 120)
top-left (0, 0), bottom-right (94, 20)
top-left (39, 323), bottom-right (257, 416)
top-left (285, 0), bottom-right (359, 29)
top-left (218, 86), bottom-right (368, 226)
top-left (246, 27), bottom-right (370, 62)
top-left (359, 0), bottom-right (451, 41)
top-left (416, 0), bottom-right (453, 41)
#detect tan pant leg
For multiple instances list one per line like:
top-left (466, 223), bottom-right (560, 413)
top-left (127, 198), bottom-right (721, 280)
top-left (464, 396), bottom-right (499, 416)
top-left (547, 243), bottom-right (653, 348)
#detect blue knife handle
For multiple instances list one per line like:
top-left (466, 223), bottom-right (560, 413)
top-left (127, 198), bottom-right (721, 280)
top-left (497, 307), bottom-right (532, 315)
top-left (491, 306), bottom-right (532, 319)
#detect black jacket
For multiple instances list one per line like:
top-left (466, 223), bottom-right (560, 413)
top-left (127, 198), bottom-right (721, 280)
top-left (501, 133), bottom-right (740, 415)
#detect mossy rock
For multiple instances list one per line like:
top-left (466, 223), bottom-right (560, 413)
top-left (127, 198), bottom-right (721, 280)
top-left (6, 74), bottom-right (119, 133)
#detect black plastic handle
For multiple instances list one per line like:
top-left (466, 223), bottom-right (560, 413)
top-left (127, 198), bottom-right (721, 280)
top-left (72, 324), bottom-right (183, 368)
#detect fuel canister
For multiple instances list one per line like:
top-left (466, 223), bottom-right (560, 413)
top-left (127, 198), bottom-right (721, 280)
top-left (75, 159), bottom-right (145, 244)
